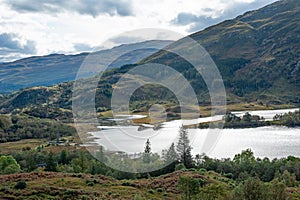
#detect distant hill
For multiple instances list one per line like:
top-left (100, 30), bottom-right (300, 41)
top-left (0, 40), bottom-right (173, 94)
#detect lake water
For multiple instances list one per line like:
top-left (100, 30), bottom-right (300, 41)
top-left (90, 108), bottom-right (300, 159)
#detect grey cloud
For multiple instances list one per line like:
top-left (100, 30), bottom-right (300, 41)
top-left (171, 13), bottom-right (218, 31)
top-left (171, 0), bottom-right (277, 32)
top-left (0, 33), bottom-right (36, 54)
top-left (0, 33), bottom-right (36, 62)
top-left (4, 0), bottom-right (133, 17)
top-left (108, 35), bottom-right (145, 45)
top-left (73, 43), bottom-right (95, 52)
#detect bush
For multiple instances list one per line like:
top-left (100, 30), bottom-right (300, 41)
top-left (199, 168), bottom-right (207, 173)
top-left (14, 180), bottom-right (27, 189)
top-left (121, 181), bottom-right (136, 187)
top-left (224, 173), bottom-right (234, 179)
top-left (148, 189), bottom-right (155, 194)
top-left (175, 163), bottom-right (186, 171)
top-left (156, 188), bottom-right (163, 192)
top-left (86, 181), bottom-right (94, 186)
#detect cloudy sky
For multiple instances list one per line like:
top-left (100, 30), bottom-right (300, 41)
top-left (0, 0), bottom-right (277, 62)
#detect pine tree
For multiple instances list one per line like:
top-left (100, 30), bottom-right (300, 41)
top-left (176, 125), bottom-right (193, 168)
top-left (60, 149), bottom-right (68, 164)
top-left (163, 142), bottom-right (178, 164)
top-left (96, 146), bottom-right (106, 162)
top-left (143, 139), bottom-right (151, 163)
top-left (45, 152), bottom-right (57, 171)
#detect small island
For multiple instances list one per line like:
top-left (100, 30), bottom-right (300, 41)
top-left (196, 109), bottom-right (300, 129)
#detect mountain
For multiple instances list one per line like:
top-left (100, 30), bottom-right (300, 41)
top-left (0, 40), bottom-right (173, 94)
top-left (141, 0), bottom-right (300, 105)
top-left (0, 0), bottom-right (299, 118)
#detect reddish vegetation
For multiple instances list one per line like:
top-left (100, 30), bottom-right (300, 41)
top-left (0, 170), bottom-right (207, 199)
top-left (0, 172), bottom-right (116, 184)
top-left (133, 170), bottom-right (206, 193)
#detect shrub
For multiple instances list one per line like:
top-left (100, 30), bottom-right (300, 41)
top-left (121, 181), bottom-right (135, 187)
top-left (156, 188), bottom-right (163, 192)
top-left (224, 173), bottom-right (234, 179)
top-left (148, 189), bottom-right (155, 194)
top-left (175, 163), bottom-right (186, 171)
top-left (199, 168), bottom-right (207, 173)
top-left (14, 180), bottom-right (27, 189)
top-left (86, 182), bottom-right (94, 186)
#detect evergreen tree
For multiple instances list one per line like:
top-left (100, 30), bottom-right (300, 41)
top-left (163, 142), bottom-right (178, 164)
top-left (162, 142), bottom-right (178, 173)
top-left (143, 139), bottom-right (151, 163)
top-left (45, 152), bottom-right (57, 172)
top-left (176, 125), bottom-right (193, 168)
top-left (96, 146), bottom-right (106, 162)
top-left (60, 149), bottom-right (68, 164)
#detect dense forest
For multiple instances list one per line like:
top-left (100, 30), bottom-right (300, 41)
top-left (0, 114), bottom-right (75, 143)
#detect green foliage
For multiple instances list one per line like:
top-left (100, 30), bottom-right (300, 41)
top-left (178, 175), bottom-right (200, 200)
top-left (148, 189), bottom-right (155, 194)
top-left (198, 183), bottom-right (229, 200)
top-left (0, 115), bottom-right (12, 131)
top-left (273, 109), bottom-right (300, 127)
top-left (232, 177), bottom-right (289, 200)
top-left (221, 112), bottom-right (269, 128)
top-left (23, 105), bottom-right (73, 123)
top-left (175, 163), bottom-right (186, 171)
top-left (164, 142), bottom-right (177, 162)
top-left (0, 155), bottom-right (20, 174)
top-left (269, 179), bottom-right (287, 200)
top-left (240, 177), bottom-right (268, 200)
top-left (45, 152), bottom-right (57, 172)
top-left (14, 180), bottom-right (27, 190)
top-left (0, 114), bottom-right (75, 143)
top-left (281, 170), bottom-right (297, 187)
top-left (177, 126), bottom-right (193, 168)
top-left (143, 139), bottom-right (151, 163)
top-left (59, 150), bottom-right (69, 165)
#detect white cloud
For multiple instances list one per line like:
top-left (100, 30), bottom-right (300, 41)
top-left (0, 0), bottom-right (278, 62)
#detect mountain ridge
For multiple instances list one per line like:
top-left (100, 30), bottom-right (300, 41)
top-left (0, 40), bottom-right (173, 94)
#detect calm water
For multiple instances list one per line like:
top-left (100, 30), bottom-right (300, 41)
top-left (90, 108), bottom-right (300, 159)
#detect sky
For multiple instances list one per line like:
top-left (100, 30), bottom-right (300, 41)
top-left (0, 0), bottom-right (278, 62)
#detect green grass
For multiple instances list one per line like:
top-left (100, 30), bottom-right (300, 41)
top-left (0, 139), bottom-right (46, 154)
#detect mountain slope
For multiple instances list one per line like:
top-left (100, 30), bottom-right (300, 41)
top-left (0, 40), bottom-right (172, 94)
top-left (0, 0), bottom-right (299, 118)
top-left (141, 0), bottom-right (300, 104)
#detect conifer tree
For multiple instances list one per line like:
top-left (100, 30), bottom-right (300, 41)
top-left (143, 139), bottom-right (151, 163)
top-left (176, 125), bottom-right (193, 168)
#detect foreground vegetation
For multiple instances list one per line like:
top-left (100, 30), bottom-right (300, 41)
top-left (1, 126), bottom-right (299, 199)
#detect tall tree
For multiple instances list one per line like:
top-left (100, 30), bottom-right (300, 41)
top-left (143, 139), bottom-right (151, 163)
top-left (178, 175), bottom-right (200, 200)
top-left (96, 146), bottom-right (106, 162)
top-left (163, 142), bottom-right (178, 164)
top-left (162, 142), bottom-right (178, 172)
top-left (176, 125), bottom-right (193, 168)
top-left (45, 152), bottom-right (57, 172)
top-left (59, 149), bottom-right (69, 165)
